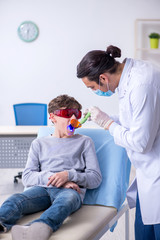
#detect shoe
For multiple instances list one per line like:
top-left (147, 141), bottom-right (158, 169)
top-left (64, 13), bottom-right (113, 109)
top-left (0, 222), bottom-right (7, 233)
top-left (27, 222), bottom-right (52, 240)
top-left (11, 222), bottom-right (52, 240)
top-left (11, 225), bottom-right (29, 240)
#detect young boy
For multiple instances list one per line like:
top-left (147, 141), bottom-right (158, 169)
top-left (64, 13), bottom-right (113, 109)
top-left (0, 94), bottom-right (102, 240)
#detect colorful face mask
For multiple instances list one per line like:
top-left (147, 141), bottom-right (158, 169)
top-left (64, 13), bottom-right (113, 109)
top-left (93, 89), bottom-right (113, 97)
top-left (93, 81), bottom-right (114, 97)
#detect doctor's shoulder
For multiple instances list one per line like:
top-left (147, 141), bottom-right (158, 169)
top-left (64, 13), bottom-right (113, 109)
top-left (130, 59), bottom-right (160, 86)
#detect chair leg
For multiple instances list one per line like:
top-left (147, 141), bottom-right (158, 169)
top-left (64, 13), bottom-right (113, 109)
top-left (125, 208), bottom-right (129, 240)
top-left (14, 172), bottom-right (23, 183)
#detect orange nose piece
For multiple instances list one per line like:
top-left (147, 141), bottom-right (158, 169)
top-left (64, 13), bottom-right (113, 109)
top-left (70, 119), bottom-right (82, 128)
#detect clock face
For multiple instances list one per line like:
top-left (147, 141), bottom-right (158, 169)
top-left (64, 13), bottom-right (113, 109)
top-left (18, 21), bottom-right (39, 42)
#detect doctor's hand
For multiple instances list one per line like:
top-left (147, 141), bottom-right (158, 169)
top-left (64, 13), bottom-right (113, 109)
top-left (89, 106), bottom-right (113, 129)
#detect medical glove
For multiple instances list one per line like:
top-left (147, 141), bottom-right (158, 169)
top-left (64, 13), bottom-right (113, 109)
top-left (89, 106), bottom-right (113, 129)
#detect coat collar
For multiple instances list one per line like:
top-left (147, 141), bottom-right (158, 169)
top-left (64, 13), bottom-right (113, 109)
top-left (117, 58), bottom-right (133, 98)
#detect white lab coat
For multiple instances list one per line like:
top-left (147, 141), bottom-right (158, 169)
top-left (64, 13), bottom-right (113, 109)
top-left (109, 58), bottom-right (160, 224)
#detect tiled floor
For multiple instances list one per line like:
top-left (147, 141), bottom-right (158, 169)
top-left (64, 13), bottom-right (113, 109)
top-left (0, 167), bottom-right (136, 240)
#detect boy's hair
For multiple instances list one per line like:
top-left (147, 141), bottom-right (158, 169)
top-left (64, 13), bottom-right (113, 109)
top-left (48, 94), bottom-right (82, 114)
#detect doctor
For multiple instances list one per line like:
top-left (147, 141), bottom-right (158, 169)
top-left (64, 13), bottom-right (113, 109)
top-left (77, 45), bottom-right (160, 240)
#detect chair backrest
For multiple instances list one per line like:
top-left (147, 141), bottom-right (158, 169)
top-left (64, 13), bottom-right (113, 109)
top-left (38, 126), bottom-right (131, 210)
top-left (13, 103), bottom-right (47, 126)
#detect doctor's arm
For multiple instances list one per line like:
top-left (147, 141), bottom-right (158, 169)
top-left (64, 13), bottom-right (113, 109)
top-left (110, 84), bottom-right (160, 153)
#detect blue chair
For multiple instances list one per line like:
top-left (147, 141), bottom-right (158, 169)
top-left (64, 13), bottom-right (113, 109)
top-left (13, 103), bottom-right (47, 126)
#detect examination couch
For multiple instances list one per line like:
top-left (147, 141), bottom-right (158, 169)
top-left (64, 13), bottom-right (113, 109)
top-left (1, 127), bottom-right (131, 240)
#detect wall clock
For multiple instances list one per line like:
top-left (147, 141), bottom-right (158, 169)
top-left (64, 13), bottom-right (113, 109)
top-left (17, 21), bottom-right (39, 42)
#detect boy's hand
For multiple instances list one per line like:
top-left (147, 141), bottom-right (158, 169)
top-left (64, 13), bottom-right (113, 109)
top-left (63, 181), bottom-right (81, 193)
top-left (47, 171), bottom-right (68, 187)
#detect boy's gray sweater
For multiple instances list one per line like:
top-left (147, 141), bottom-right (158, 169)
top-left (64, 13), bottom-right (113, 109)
top-left (22, 134), bottom-right (102, 201)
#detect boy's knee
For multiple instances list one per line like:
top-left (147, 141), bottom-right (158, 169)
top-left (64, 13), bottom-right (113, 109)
top-left (3, 193), bottom-right (26, 210)
top-left (3, 193), bottom-right (21, 203)
top-left (64, 189), bottom-right (81, 206)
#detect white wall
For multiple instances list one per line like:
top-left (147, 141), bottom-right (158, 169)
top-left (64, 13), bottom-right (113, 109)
top-left (0, 0), bottom-right (160, 125)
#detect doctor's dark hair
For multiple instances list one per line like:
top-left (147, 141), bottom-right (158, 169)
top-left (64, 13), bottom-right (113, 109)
top-left (77, 45), bottom-right (121, 84)
top-left (48, 94), bottom-right (82, 114)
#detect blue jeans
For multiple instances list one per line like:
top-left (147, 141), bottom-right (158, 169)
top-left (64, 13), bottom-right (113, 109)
top-left (0, 186), bottom-right (81, 232)
top-left (135, 195), bottom-right (160, 240)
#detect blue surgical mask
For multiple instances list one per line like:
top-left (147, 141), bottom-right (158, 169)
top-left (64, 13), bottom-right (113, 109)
top-left (93, 80), bottom-right (114, 97)
top-left (93, 89), bottom-right (113, 97)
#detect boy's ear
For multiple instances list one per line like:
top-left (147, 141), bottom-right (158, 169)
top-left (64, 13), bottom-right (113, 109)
top-left (49, 113), bottom-right (56, 123)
